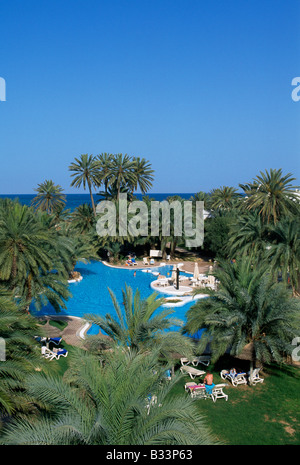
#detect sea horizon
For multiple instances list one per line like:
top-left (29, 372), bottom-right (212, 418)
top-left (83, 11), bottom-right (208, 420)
top-left (0, 192), bottom-right (196, 211)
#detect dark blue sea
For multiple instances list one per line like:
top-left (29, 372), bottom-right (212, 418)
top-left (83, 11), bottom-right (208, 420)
top-left (0, 193), bottom-right (195, 211)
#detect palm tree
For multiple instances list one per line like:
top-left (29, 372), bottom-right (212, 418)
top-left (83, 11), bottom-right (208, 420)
top-left (0, 349), bottom-right (216, 445)
top-left (210, 186), bottom-right (241, 211)
top-left (69, 154), bottom-right (99, 216)
top-left (239, 168), bottom-right (300, 224)
top-left (267, 218), bottom-right (300, 296)
top-left (226, 211), bottom-right (271, 261)
top-left (162, 196), bottom-right (185, 259)
top-left (16, 270), bottom-right (71, 314)
top-left (108, 154), bottom-right (135, 200)
top-left (131, 157), bottom-right (154, 195)
top-left (31, 180), bottom-right (66, 214)
top-left (184, 258), bottom-right (300, 380)
top-left (71, 203), bottom-right (95, 234)
top-left (0, 201), bottom-right (72, 312)
top-left (95, 152), bottom-right (113, 198)
top-left (0, 287), bottom-right (48, 416)
top-left (85, 284), bottom-right (194, 359)
top-left (49, 204), bottom-right (71, 226)
top-left (97, 181), bottom-right (131, 201)
top-left (0, 202), bottom-right (56, 286)
top-left (190, 191), bottom-right (212, 210)
top-left (103, 240), bottom-right (123, 263)
top-left (203, 215), bottom-right (234, 259)
top-left (59, 225), bottom-right (99, 273)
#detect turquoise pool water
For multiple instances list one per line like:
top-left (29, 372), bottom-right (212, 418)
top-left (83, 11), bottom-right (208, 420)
top-left (32, 261), bottom-right (199, 335)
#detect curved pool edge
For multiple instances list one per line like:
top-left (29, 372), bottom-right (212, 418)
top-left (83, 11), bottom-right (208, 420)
top-left (102, 260), bottom-right (169, 270)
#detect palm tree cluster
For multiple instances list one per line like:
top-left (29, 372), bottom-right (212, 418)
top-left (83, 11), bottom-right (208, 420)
top-left (198, 169), bottom-right (300, 295)
top-left (94, 193), bottom-right (200, 263)
top-left (0, 287), bottom-right (50, 417)
top-left (69, 153), bottom-right (155, 215)
top-left (0, 198), bottom-right (99, 313)
top-left (0, 166), bottom-right (298, 445)
top-left (184, 168), bottom-right (300, 372)
top-left (0, 199), bottom-right (71, 311)
top-left (0, 198), bottom-right (215, 445)
top-left (184, 259), bottom-right (300, 376)
top-left (66, 153), bottom-right (156, 260)
top-left (0, 349), bottom-right (215, 445)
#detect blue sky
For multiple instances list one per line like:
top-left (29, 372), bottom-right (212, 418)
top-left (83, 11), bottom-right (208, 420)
top-left (0, 0), bottom-right (299, 194)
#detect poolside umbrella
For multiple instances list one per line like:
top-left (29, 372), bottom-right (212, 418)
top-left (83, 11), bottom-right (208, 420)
top-left (171, 265), bottom-right (177, 282)
top-left (193, 262), bottom-right (199, 280)
top-left (208, 275), bottom-right (215, 285)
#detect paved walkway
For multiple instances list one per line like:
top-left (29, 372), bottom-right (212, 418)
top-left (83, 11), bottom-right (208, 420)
top-left (104, 259), bottom-right (211, 274)
top-left (37, 315), bottom-right (91, 348)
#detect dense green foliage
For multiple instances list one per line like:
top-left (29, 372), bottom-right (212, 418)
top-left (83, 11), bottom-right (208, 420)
top-left (0, 166), bottom-right (299, 445)
top-left (0, 349), bottom-right (216, 445)
top-left (184, 258), bottom-right (300, 367)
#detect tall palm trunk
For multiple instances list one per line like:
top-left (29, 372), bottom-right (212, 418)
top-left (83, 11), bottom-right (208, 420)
top-left (88, 178), bottom-right (96, 217)
top-left (12, 254), bottom-right (17, 281)
top-left (104, 179), bottom-right (109, 199)
top-left (117, 177), bottom-right (121, 201)
top-left (170, 238), bottom-right (177, 258)
top-left (10, 254), bottom-right (18, 291)
top-left (25, 274), bottom-right (32, 313)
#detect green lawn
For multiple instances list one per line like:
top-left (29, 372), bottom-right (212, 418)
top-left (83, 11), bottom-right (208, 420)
top-left (48, 319), bottom-right (68, 331)
top-left (53, 347), bottom-right (299, 445)
top-left (171, 360), bottom-right (300, 445)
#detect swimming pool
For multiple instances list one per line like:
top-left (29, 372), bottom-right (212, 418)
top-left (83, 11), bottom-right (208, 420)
top-left (32, 261), bottom-right (201, 335)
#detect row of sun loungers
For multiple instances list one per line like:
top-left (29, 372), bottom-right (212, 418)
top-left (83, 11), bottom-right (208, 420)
top-left (220, 368), bottom-right (264, 386)
top-left (35, 336), bottom-right (69, 361)
top-left (143, 257), bottom-right (156, 265)
top-left (180, 356), bottom-right (211, 367)
top-left (41, 345), bottom-right (68, 361)
top-left (180, 355), bottom-right (265, 403)
top-left (35, 336), bottom-right (62, 345)
top-left (181, 366), bottom-right (264, 386)
top-left (185, 382), bottom-right (228, 402)
top-left (184, 382), bottom-right (228, 402)
top-left (156, 278), bottom-right (169, 287)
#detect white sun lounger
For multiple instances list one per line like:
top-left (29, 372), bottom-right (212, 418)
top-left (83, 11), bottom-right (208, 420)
top-left (184, 382), bottom-right (197, 392)
top-left (41, 346), bottom-right (68, 361)
top-left (249, 368), bottom-right (264, 385)
top-left (180, 356), bottom-right (211, 367)
top-left (191, 356), bottom-right (211, 367)
top-left (190, 385), bottom-right (207, 399)
top-left (220, 370), bottom-right (247, 387)
top-left (157, 278), bottom-right (169, 287)
top-left (180, 365), bottom-right (206, 379)
top-left (211, 384), bottom-right (228, 402)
